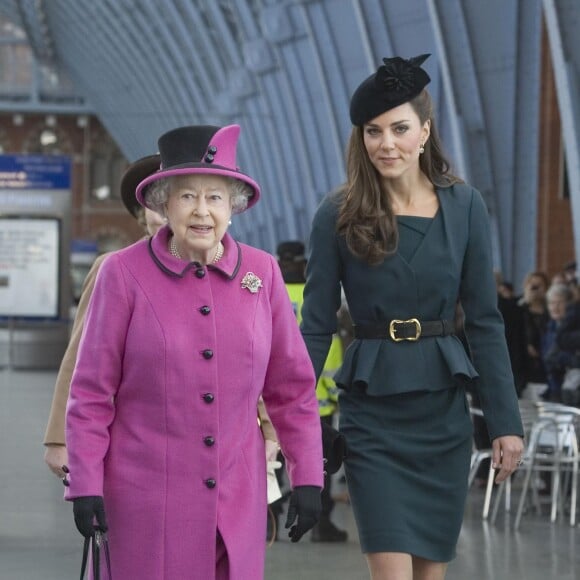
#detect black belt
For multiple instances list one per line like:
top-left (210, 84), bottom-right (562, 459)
top-left (354, 319), bottom-right (455, 342)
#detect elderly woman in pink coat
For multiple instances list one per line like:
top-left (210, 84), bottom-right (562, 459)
top-left (65, 124), bottom-right (324, 579)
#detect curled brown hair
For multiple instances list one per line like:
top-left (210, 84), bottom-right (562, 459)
top-left (337, 89), bottom-right (461, 264)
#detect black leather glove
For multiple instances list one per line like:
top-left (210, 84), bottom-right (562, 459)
top-left (284, 485), bottom-right (322, 542)
top-left (73, 496), bottom-right (108, 538)
top-left (321, 419), bottom-right (349, 474)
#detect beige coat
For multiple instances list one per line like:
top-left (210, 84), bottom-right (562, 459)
top-left (43, 253), bottom-right (108, 445)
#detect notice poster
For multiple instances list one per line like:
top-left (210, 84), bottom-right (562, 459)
top-left (0, 217), bottom-right (60, 318)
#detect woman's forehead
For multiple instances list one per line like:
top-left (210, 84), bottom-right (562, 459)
top-left (169, 173), bottom-right (230, 190)
top-left (366, 102), bottom-right (418, 127)
top-left (528, 276), bottom-right (545, 286)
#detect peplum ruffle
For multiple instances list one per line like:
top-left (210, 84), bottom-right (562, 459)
top-left (334, 335), bottom-right (478, 396)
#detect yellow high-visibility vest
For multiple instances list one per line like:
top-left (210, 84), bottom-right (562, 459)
top-left (284, 282), bottom-right (342, 417)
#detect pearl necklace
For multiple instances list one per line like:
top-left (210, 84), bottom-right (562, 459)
top-left (169, 236), bottom-right (224, 264)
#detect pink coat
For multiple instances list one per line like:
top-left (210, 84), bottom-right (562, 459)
top-left (65, 227), bottom-right (323, 579)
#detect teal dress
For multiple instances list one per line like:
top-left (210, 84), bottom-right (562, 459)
top-left (300, 184), bottom-right (523, 561)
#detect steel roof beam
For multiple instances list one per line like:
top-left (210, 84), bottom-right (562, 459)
top-left (543, 0), bottom-right (580, 269)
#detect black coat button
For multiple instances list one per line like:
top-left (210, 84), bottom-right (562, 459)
top-left (205, 478), bottom-right (216, 489)
top-left (208, 146), bottom-right (217, 154)
top-left (202, 349), bottom-right (213, 359)
top-left (204, 436), bottom-right (215, 446)
top-left (204, 153), bottom-right (215, 163)
top-left (199, 305), bottom-right (211, 315)
top-left (202, 393), bottom-right (214, 403)
top-left (195, 268), bottom-right (206, 278)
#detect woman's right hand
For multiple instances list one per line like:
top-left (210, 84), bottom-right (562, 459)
top-left (73, 496), bottom-right (108, 537)
top-left (44, 445), bottom-right (68, 478)
top-left (527, 344), bottom-right (539, 358)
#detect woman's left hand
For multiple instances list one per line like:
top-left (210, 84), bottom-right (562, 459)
top-left (285, 486), bottom-right (322, 542)
top-left (265, 439), bottom-right (280, 463)
top-left (492, 435), bottom-right (525, 483)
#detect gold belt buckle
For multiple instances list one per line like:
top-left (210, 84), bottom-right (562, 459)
top-left (389, 318), bottom-right (422, 342)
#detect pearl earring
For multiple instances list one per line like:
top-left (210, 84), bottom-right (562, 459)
top-left (419, 144), bottom-right (425, 154)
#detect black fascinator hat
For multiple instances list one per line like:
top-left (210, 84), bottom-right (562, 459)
top-left (349, 54), bottom-right (431, 126)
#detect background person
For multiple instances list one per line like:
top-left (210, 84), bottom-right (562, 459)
top-left (64, 124), bottom-right (323, 579)
top-left (556, 287), bottom-right (580, 406)
top-left (519, 271), bottom-right (550, 401)
top-left (276, 240), bottom-right (348, 543)
top-left (300, 54), bottom-right (523, 580)
top-left (43, 154), bottom-right (163, 478)
top-left (540, 283), bottom-right (576, 402)
top-left (494, 272), bottom-right (527, 397)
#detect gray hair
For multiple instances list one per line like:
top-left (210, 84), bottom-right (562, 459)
top-left (546, 283), bottom-right (574, 304)
top-left (143, 175), bottom-right (254, 215)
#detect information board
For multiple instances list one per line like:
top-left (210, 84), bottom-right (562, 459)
top-left (0, 217), bottom-right (60, 318)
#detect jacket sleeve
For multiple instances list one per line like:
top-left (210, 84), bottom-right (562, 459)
top-left (64, 254), bottom-right (129, 499)
top-left (43, 254), bottom-right (108, 446)
top-left (459, 188), bottom-right (523, 440)
top-left (260, 256), bottom-right (324, 489)
top-left (300, 196), bottom-right (343, 380)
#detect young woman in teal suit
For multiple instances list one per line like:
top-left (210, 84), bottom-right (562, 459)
top-left (300, 54), bottom-right (524, 580)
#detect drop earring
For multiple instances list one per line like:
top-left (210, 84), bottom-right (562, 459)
top-left (419, 144), bottom-right (425, 154)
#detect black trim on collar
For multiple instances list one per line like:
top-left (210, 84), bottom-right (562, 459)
top-left (208, 238), bottom-right (242, 280)
top-left (147, 237), bottom-right (193, 278)
top-left (148, 235), bottom-right (243, 280)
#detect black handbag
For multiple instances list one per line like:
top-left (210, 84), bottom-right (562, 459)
top-left (321, 420), bottom-right (348, 474)
top-left (79, 530), bottom-right (112, 580)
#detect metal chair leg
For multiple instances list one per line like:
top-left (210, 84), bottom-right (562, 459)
top-left (571, 461), bottom-right (578, 526)
top-left (482, 461), bottom-right (495, 519)
top-left (515, 455), bottom-right (536, 530)
top-left (468, 451), bottom-right (482, 488)
top-left (490, 480), bottom-right (504, 523)
top-left (551, 460), bottom-right (561, 523)
top-left (490, 475), bottom-right (513, 524)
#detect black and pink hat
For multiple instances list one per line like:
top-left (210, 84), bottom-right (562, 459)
top-left (135, 124), bottom-right (261, 211)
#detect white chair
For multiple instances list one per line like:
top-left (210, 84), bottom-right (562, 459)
top-left (514, 403), bottom-right (580, 529)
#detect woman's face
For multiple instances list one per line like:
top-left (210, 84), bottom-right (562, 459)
top-left (524, 276), bottom-right (547, 302)
top-left (547, 293), bottom-right (569, 322)
top-left (165, 174), bottom-right (232, 262)
top-left (363, 102), bottom-right (430, 181)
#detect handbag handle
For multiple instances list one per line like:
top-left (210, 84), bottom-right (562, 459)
top-left (80, 530), bottom-right (112, 580)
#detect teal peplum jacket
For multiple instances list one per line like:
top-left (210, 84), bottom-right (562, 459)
top-left (300, 183), bottom-right (524, 441)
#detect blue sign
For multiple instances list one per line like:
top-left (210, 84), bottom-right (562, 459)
top-left (0, 154), bottom-right (71, 189)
